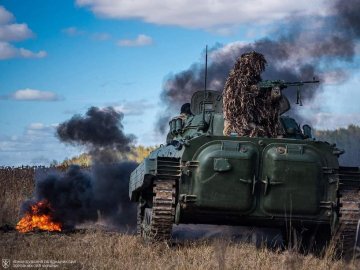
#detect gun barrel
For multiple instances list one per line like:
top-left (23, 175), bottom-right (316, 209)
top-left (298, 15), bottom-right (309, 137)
top-left (257, 79), bottom-right (320, 90)
top-left (285, 80), bottom-right (320, 85)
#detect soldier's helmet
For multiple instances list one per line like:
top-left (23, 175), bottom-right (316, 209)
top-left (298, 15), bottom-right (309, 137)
top-left (180, 103), bottom-right (192, 115)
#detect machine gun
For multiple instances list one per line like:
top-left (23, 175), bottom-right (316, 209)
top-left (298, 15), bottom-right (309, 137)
top-left (257, 79), bottom-right (319, 105)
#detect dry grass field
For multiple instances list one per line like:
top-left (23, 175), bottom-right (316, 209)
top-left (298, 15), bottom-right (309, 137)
top-left (0, 167), bottom-right (359, 270)
top-left (1, 230), bottom-right (356, 270)
top-left (0, 167), bottom-right (35, 226)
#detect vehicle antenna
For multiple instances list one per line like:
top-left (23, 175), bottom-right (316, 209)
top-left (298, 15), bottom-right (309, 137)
top-left (202, 45), bottom-right (208, 122)
top-left (204, 45), bottom-right (208, 93)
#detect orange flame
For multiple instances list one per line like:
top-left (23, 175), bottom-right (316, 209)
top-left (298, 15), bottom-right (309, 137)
top-left (16, 200), bottom-right (62, 233)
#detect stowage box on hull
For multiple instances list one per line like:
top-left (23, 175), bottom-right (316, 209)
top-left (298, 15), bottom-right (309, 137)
top-left (177, 136), bottom-right (338, 226)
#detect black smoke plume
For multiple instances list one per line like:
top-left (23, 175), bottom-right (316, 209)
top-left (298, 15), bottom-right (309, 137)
top-left (20, 106), bottom-right (139, 231)
top-left (158, 0), bottom-right (360, 133)
top-left (21, 163), bottom-right (138, 230)
top-left (57, 106), bottom-right (134, 153)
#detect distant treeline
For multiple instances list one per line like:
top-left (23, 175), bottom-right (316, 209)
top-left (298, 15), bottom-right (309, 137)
top-left (58, 128), bottom-right (360, 168)
top-left (57, 145), bottom-right (156, 167)
top-left (315, 125), bottom-right (360, 166)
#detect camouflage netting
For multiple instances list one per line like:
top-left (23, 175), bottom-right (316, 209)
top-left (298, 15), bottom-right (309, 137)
top-left (223, 51), bottom-right (283, 137)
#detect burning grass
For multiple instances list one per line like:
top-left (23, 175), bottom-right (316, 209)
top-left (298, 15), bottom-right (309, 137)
top-left (16, 200), bottom-right (62, 233)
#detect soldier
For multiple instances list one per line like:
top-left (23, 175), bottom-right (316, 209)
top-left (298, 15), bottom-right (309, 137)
top-left (179, 103), bottom-right (193, 120)
top-left (166, 103), bottom-right (193, 144)
top-left (223, 51), bottom-right (282, 138)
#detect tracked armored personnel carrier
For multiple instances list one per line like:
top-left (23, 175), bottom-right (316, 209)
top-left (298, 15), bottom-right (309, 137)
top-left (129, 86), bottom-right (360, 258)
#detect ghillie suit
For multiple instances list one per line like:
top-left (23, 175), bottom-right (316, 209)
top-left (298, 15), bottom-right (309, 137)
top-left (223, 52), bottom-right (283, 137)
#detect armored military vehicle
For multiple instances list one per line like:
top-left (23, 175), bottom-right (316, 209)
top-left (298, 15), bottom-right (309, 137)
top-left (129, 83), bottom-right (360, 258)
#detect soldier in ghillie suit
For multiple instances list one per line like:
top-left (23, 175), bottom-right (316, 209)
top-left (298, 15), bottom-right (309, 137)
top-left (223, 51), bottom-right (283, 137)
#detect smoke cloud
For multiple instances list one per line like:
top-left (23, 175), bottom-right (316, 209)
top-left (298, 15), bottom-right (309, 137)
top-left (57, 106), bottom-right (134, 153)
top-left (157, 0), bottom-right (360, 133)
top-left (20, 106), bottom-right (139, 231)
top-left (21, 162), bottom-right (138, 231)
top-left (56, 106), bottom-right (136, 162)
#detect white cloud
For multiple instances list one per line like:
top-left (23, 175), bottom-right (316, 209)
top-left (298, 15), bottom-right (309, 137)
top-left (62, 26), bottom-right (111, 41)
top-left (109, 100), bottom-right (155, 116)
top-left (0, 124), bottom-right (79, 166)
top-left (307, 113), bottom-right (360, 130)
top-left (138, 129), bottom-right (164, 147)
top-left (19, 48), bottom-right (47, 58)
top-left (0, 41), bottom-right (47, 59)
top-left (0, 6), bottom-right (46, 60)
top-left (76, 0), bottom-right (328, 31)
top-left (0, 23), bottom-right (33, 41)
top-left (319, 70), bottom-right (349, 85)
top-left (209, 41), bottom-right (247, 62)
top-left (91, 32), bottom-right (111, 41)
top-left (0, 41), bottom-right (17, 59)
top-left (0, 6), bottom-right (14, 25)
top-left (28, 123), bottom-right (47, 130)
top-left (26, 122), bottom-right (58, 137)
top-left (62, 26), bottom-right (86, 36)
top-left (117, 34), bottom-right (153, 47)
top-left (7, 89), bottom-right (61, 101)
top-left (296, 71), bottom-right (360, 130)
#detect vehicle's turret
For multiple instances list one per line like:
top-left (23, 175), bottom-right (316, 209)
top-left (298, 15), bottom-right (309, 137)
top-left (167, 89), bottom-right (312, 146)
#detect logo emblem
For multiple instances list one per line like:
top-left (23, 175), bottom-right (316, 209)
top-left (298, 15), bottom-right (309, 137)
top-left (2, 259), bottom-right (10, 269)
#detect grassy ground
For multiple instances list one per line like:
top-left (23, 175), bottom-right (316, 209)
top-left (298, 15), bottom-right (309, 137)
top-left (1, 230), bottom-right (357, 270)
top-left (0, 167), bottom-right (359, 270)
top-left (0, 167), bottom-right (35, 226)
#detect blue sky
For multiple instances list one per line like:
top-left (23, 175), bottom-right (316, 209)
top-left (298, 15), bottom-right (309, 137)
top-left (0, 0), bottom-right (359, 166)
